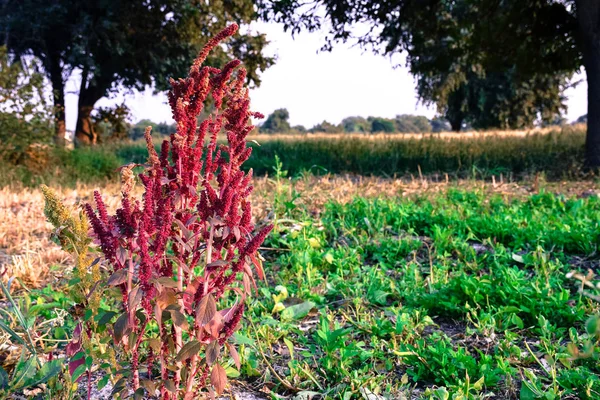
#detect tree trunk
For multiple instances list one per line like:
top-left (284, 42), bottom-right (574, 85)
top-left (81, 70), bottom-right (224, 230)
top-left (74, 68), bottom-right (103, 146)
top-left (48, 58), bottom-right (67, 146)
top-left (449, 117), bottom-right (463, 132)
top-left (576, 0), bottom-right (600, 168)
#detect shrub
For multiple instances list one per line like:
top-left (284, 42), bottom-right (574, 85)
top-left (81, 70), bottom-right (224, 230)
top-left (44, 24), bottom-right (271, 399)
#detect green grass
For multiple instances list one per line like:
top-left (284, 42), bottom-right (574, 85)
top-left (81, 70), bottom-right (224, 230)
top-left (227, 183), bottom-right (600, 399)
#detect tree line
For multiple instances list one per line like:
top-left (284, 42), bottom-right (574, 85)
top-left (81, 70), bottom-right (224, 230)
top-left (259, 108), bottom-right (449, 133)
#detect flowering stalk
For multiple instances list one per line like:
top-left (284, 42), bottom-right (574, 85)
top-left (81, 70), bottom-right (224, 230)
top-left (82, 23), bottom-right (271, 399)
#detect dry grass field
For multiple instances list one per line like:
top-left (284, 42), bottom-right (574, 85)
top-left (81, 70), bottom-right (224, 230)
top-left (1, 174), bottom-right (596, 291)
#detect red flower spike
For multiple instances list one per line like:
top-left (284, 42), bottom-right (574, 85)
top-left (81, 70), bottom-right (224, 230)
top-left (84, 24), bottom-right (271, 398)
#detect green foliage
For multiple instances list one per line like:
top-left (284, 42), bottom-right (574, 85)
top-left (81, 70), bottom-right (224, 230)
top-left (0, 46), bottom-right (53, 163)
top-left (368, 116), bottom-right (396, 133)
top-left (0, 279), bottom-right (67, 399)
top-left (261, 108), bottom-right (291, 133)
top-left (229, 185), bottom-right (600, 398)
top-left (93, 103), bottom-right (132, 142)
top-left (342, 116), bottom-right (370, 133)
top-left (394, 114), bottom-right (432, 133)
top-left (310, 120), bottom-right (343, 133)
top-left (129, 119), bottom-right (177, 141)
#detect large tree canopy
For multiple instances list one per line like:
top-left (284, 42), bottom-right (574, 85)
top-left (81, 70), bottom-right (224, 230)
top-left (2, 0), bottom-right (274, 145)
top-left (258, 0), bottom-right (600, 166)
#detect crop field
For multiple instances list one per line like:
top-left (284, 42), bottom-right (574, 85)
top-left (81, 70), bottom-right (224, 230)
top-left (0, 125), bottom-right (587, 189)
top-left (2, 168), bottom-right (600, 399)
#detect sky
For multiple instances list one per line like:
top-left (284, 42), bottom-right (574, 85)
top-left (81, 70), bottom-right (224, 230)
top-left (64, 21), bottom-right (588, 131)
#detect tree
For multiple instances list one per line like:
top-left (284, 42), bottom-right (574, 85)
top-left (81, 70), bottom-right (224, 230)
top-left (368, 117), bottom-right (395, 133)
top-left (258, 1), bottom-right (600, 166)
top-left (341, 116), bottom-right (370, 133)
top-left (310, 120), bottom-right (343, 133)
top-left (3, 0), bottom-right (274, 146)
top-left (260, 108), bottom-right (291, 133)
top-left (395, 115), bottom-right (432, 133)
top-left (430, 117), bottom-right (452, 133)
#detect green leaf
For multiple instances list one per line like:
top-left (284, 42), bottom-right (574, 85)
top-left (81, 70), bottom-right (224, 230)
top-left (512, 253), bottom-right (525, 264)
top-left (71, 364), bottom-right (87, 383)
top-left (281, 301), bottom-right (316, 321)
top-left (95, 310), bottom-right (117, 326)
top-left (519, 382), bottom-right (537, 400)
top-left (24, 359), bottom-right (63, 387)
top-left (0, 366), bottom-right (9, 390)
top-left (98, 375), bottom-right (110, 390)
top-left (232, 333), bottom-right (254, 346)
top-left (585, 315), bottom-right (599, 336)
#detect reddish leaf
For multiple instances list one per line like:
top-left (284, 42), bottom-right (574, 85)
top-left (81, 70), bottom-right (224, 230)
top-left (128, 285), bottom-right (143, 311)
top-left (210, 364), bottom-right (227, 395)
top-left (226, 342), bottom-right (241, 370)
top-left (207, 260), bottom-right (229, 268)
top-left (65, 323), bottom-right (82, 356)
top-left (114, 313), bottom-right (130, 344)
top-left (116, 247), bottom-right (128, 267)
top-left (107, 269), bottom-right (128, 286)
top-left (175, 340), bottom-right (201, 362)
top-left (250, 254), bottom-right (265, 280)
top-left (153, 277), bottom-right (179, 288)
top-left (196, 294), bottom-right (216, 326)
top-left (205, 312), bottom-right (224, 339)
top-left (156, 288), bottom-right (177, 310)
top-left (170, 309), bottom-right (189, 330)
top-left (205, 340), bottom-right (220, 365)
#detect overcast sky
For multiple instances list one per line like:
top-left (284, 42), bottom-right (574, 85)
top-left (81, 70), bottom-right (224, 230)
top-left (64, 21), bottom-right (588, 131)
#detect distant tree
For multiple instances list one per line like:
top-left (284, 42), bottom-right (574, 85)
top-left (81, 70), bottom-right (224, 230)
top-left (431, 69), bottom-right (569, 131)
top-left (310, 120), bottom-right (343, 133)
top-left (395, 115), bottom-right (432, 133)
top-left (577, 115), bottom-right (588, 124)
top-left (258, 0), bottom-right (600, 166)
top-left (3, 0), bottom-right (274, 146)
top-left (368, 117), bottom-right (396, 133)
top-left (155, 122), bottom-right (177, 136)
top-left (430, 117), bottom-right (452, 133)
top-left (130, 119), bottom-right (157, 140)
top-left (542, 115), bottom-right (568, 127)
top-left (93, 103), bottom-right (132, 142)
top-left (341, 116), bottom-right (370, 133)
top-left (292, 125), bottom-right (307, 133)
top-left (261, 108), bottom-right (291, 133)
